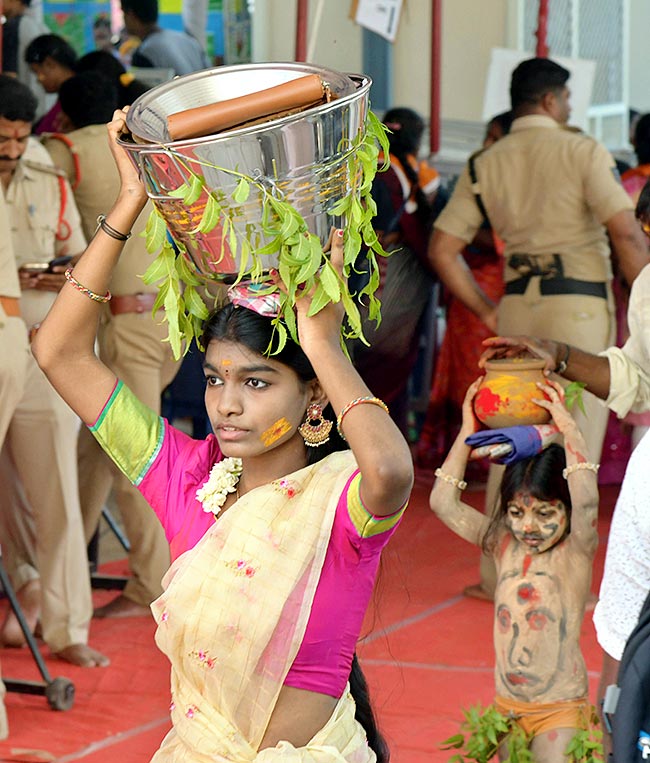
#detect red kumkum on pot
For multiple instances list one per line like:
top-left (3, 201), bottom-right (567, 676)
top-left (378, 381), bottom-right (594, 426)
top-left (474, 358), bottom-right (552, 429)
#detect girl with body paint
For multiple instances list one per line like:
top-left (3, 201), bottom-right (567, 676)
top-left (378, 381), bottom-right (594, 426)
top-left (430, 378), bottom-right (599, 762)
top-left (31, 109), bottom-right (414, 763)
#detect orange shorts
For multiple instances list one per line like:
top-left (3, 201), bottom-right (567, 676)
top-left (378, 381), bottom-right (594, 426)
top-left (494, 695), bottom-right (591, 737)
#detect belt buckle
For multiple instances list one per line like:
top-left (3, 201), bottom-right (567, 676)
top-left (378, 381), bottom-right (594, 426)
top-left (508, 254), bottom-right (564, 280)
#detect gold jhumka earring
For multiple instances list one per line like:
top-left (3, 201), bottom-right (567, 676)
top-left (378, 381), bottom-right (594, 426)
top-left (298, 403), bottom-right (332, 447)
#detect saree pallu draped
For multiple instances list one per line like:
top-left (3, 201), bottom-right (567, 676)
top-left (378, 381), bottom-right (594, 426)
top-left (149, 450), bottom-right (375, 762)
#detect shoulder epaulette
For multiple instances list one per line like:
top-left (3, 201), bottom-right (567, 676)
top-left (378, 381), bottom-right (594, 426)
top-left (40, 132), bottom-right (81, 190)
top-left (469, 147), bottom-right (487, 163)
top-left (22, 159), bottom-right (66, 178)
top-left (467, 148), bottom-right (489, 223)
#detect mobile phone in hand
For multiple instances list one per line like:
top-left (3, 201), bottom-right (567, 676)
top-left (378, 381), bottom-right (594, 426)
top-left (20, 262), bottom-right (49, 273)
top-left (47, 255), bottom-right (74, 272)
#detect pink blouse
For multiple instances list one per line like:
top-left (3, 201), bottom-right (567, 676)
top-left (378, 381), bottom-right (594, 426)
top-left (90, 381), bottom-right (406, 697)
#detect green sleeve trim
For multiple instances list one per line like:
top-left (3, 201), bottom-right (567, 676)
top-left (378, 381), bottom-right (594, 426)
top-left (89, 381), bottom-right (165, 486)
top-left (347, 472), bottom-right (407, 538)
top-left (90, 380), bottom-right (124, 433)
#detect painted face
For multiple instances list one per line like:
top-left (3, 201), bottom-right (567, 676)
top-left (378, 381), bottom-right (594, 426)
top-left (203, 339), bottom-right (315, 461)
top-left (0, 118), bottom-right (31, 176)
top-left (495, 571), bottom-right (565, 699)
top-left (506, 491), bottom-right (568, 553)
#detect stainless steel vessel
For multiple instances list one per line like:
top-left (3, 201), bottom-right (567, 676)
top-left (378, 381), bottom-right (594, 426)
top-left (120, 62), bottom-right (372, 280)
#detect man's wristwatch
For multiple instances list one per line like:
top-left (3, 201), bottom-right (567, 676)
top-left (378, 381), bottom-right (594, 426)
top-left (554, 343), bottom-right (571, 374)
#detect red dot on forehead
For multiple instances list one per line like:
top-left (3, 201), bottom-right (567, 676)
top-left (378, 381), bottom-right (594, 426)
top-left (0, 129), bottom-right (30, 141)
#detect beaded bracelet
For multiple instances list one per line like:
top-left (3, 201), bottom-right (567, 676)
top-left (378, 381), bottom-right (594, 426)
top-left (95, 214), bottom-right (131, 242)
top-left (336, 396), bottom-right (389, 440)
top-left (562, 462), bottom-right (600, 479)
top-left (64, 268), bottom-right (112, 303)
top-left (434, 467), bottom-right (468, 491)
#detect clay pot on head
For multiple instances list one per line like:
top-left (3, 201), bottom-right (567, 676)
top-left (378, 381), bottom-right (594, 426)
top-left (473, 358), bottom-right (551, 429)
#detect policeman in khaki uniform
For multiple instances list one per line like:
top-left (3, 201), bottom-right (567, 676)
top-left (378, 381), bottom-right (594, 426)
top-left (43, 71), bottom-right (179, 617)
top-left (429, 58), bottom-right (650, 599)
top-left (0, 75), bottom-right (108, 666)
top-left (0, 191), bottom-right (23, 738)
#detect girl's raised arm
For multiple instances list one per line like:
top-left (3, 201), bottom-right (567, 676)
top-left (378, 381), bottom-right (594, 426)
top-left (532, 380), bottom-right (599, 556)
top-left (293, 235), bottom-right (414, 516)
top-left (428, 378), bottom-right (490, 546)
top-left (32, 110), bottom-right (147, 425)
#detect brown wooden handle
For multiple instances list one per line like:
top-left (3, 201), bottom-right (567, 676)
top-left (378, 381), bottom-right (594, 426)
top-left (167, 74), bottom-right (325, 141)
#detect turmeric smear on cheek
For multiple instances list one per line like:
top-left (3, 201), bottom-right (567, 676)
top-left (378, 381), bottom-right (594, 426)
top-left (261, 418), bottom-right (292, 447)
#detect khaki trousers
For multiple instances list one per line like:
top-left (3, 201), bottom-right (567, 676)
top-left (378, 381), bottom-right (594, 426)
top-left (480, 280), bottom-right (615, 594)
top-left (0, 449), bottom-right (37, 590)
top-left (0, 311), bottom-right (29, 738)
top-left (77, 312), bottom-right (179, 606)
top-left (0, 314), bottom-right (92, 652)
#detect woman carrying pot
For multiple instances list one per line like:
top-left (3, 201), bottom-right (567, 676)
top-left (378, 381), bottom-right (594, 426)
top-left (32, 109), bottom-right (414, 762)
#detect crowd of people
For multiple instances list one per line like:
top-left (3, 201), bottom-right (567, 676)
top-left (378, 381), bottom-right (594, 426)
top-left (423, 58), bottom-right (650, 759)
top-left (1, 9), bottom-right (650, 759)
top-left (0, 0), bottom-right (212, 737)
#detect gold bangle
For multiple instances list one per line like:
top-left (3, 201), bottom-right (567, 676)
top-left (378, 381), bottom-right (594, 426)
top-left (336, 396), bottom-right (389, 440)
top-left (562, 462), bottom-right (600, 479)
top-left (434, 467), bottom-right (467, 491)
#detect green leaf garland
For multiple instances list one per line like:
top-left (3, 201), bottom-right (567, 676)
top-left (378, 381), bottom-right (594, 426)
top-left (441, 703), bottom-right (603, 763)
top-left (139, 109), bottom-right (391, 358)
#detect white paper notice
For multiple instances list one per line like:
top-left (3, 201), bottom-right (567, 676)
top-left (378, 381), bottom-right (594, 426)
top-left (355, 0), bottom-right (403, 43)
top-left (483, 48), bottom-right (596, 132)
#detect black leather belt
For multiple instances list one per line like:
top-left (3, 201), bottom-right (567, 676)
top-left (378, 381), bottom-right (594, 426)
top-left (505, 276), bottom-right (608, 299)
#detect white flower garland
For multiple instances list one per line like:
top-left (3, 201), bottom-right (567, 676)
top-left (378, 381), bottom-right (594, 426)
top-left (196, 457), bottom-right (243, 517)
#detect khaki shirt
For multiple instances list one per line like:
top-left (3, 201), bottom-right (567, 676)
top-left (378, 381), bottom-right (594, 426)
top-left (0, 192), bottom-right (20, 299)
top-left (43, 125), bottom-right (156, 297)
top-left (5, 137), bottom-right (87, 326)
top-left (601, 263), bottom-right (650, 417)
top-left (436, 115), bottom-right (633, 283)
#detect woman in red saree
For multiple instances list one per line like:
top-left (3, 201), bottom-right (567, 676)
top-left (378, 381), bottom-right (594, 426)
top-left (416, 112), bottom-right (512, 477)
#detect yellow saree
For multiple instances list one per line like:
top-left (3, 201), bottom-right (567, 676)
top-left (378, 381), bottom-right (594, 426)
top-left (149, 450), bottom-right (376, 762)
